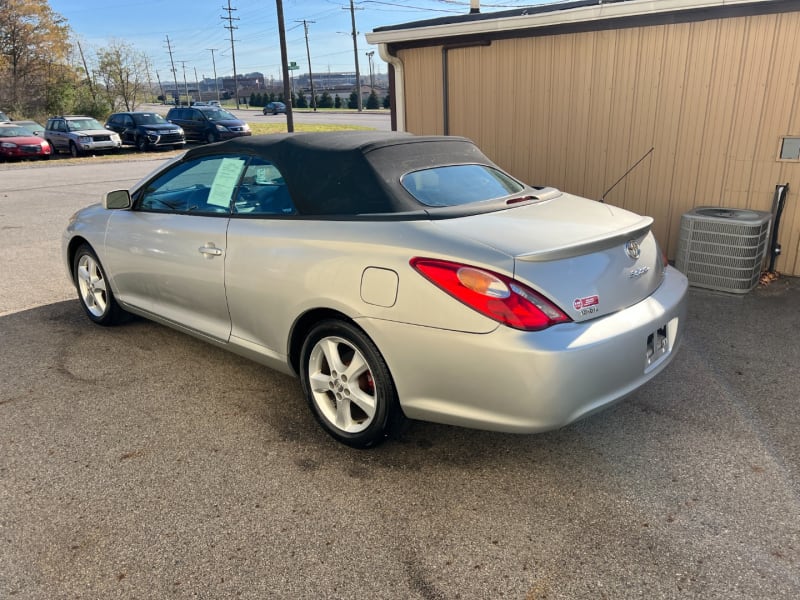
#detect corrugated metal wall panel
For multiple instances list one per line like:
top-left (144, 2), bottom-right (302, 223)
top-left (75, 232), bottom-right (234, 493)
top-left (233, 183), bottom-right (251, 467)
top-left (399, 47), bottom-right (444, 135)
top-left (397, 11), bottom-right (800, 274)
top-left (664, 20), bottom-right (719, 253)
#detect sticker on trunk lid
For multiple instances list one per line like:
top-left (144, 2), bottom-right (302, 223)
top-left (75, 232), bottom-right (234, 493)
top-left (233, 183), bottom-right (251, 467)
top-left (573, 295), bottom-right (600, 315)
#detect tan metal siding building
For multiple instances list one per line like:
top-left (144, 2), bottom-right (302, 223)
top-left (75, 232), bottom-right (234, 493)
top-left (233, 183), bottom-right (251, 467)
top-left (367, 0), bottom-right (800, 276)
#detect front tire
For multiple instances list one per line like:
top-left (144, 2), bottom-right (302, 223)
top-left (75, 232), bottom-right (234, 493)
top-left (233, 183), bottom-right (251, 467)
top-left (205, 131), bottom-right (218, 144)
top-left (136, 136), bottom-right (149, 152)
top-left (300, 320), bottom-right (403, 448)
top-left (73, 244), bottom-right (129, 326)
top-left (69, 142), bottom-right (81, 157)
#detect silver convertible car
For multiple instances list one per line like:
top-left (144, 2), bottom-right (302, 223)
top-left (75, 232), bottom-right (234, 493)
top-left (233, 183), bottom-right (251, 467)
top-left (63, 132), bottom-right (688, 447)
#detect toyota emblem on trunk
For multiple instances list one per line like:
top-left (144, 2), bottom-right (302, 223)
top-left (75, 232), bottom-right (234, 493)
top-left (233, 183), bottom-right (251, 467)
top-left (625, 240), bottom-right (641, 259)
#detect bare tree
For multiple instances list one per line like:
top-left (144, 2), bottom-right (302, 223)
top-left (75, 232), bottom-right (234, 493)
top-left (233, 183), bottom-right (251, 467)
top-left (95, 40), bottom-right (148, 112)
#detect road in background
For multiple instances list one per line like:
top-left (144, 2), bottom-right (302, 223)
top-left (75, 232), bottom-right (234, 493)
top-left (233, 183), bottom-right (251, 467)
top-left (138, 102), bottom-right (392, 131)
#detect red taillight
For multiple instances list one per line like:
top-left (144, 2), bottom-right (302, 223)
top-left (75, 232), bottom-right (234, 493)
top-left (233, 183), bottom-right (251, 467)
top-left (410, 258), bottom-right (571, 331)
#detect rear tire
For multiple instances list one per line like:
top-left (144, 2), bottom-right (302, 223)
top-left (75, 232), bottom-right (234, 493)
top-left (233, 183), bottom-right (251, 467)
top-left (300, 320), bottom-right (404, 448)
top-left (73, 244), bottom-right (130, 326)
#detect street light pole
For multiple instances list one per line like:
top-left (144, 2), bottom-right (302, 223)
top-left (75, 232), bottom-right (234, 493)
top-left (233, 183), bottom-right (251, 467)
top-left (366, 50), bottom-right (375, 91)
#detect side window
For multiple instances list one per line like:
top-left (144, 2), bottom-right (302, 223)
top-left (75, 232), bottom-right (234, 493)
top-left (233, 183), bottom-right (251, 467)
top-left (124, 115), bottom-right (134, 127)
top-left (137, 155), bottom-right (248, 215)
top-left (233, 157), bottom-right (297, 216)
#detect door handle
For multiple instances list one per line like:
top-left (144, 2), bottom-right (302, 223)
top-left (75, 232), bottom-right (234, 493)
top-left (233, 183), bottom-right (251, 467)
top-left (199, 244), bottom-right (223, 258)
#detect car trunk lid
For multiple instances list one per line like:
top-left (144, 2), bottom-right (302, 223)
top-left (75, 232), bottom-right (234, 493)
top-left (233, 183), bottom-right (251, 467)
top-left (430, 193), bottom-right (664, 321)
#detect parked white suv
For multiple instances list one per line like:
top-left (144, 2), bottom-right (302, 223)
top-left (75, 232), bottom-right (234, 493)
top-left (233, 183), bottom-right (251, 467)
top-left (45, 115), bottom-right (122, 157)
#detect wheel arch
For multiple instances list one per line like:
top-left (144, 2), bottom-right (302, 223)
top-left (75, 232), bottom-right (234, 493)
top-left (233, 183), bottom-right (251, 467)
top-left (66, 236), bottom-right (93, 282)
top-left (288, 307), bottom-right (357, 375)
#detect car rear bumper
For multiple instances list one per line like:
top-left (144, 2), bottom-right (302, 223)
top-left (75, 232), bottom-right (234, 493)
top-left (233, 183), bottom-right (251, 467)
top-left (361, 266), bottom-right (689, 433)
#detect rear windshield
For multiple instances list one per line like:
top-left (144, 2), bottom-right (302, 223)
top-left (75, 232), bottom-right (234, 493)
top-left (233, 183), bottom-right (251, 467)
top-left (401, 164), bottom-right (524, 207)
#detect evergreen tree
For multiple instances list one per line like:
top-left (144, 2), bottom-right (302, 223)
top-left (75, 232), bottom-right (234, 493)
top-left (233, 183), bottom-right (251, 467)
top-left (318, 91), bottom-right (334, 109)
top-left (383, 94), bottom-right (390, 109)
top-left (348, 91), bottom-right (359, 109)
top-left (366, 90), bottom-right (379, 109)
top-left (334, 94), bottom-right (342, 109)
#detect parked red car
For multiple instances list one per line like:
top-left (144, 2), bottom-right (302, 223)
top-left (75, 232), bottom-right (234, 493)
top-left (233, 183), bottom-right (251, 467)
top-left (0, 123), bottom-right (52, 161)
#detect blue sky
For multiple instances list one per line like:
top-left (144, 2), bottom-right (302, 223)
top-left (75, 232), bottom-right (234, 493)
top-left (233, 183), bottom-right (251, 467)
top-left (47, 0), bottom-right (550, 83)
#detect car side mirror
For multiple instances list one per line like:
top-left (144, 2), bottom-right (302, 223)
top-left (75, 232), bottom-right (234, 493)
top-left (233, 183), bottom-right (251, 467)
top-left (104, 189), bottom-right (132, 210)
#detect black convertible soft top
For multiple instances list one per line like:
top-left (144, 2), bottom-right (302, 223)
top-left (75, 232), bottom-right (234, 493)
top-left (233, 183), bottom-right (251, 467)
top-left (183, 131), bottom-right (501, 216)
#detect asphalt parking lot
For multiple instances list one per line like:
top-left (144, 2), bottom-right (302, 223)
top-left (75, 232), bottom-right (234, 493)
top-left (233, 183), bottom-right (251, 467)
top-left (1, 157), bottom-right (798, 599)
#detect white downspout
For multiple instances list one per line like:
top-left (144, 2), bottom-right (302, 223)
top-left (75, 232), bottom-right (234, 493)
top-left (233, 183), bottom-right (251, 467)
top-left (470, 0), bottom-right (480, 14)
top-left (377, 43), bottom-right (406, 132)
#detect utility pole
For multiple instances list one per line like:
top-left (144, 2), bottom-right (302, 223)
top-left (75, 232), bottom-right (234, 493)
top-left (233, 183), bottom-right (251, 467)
top-left (179, 61), bottom-right (190, 104)
top-left (155, 70), bottom-right (165, 104)
top-left (144, 56), bottom-right (154, 103)
top-left (207, 48), bottom-right (221, 103)
top-left (194, 67), bottom-right (202, 102)
top-left (298, 20), bottom-right (317, 112)
top-left (275, 0), bottom-right (294, 131)
top-left (165, 35), bottom-right (179, 104)
top-left (347, 0), bottom-right (362, 111)
top-left (76, 41), bottom-right (97, 104)
top-left (222, 0), bottom-right (240, 109)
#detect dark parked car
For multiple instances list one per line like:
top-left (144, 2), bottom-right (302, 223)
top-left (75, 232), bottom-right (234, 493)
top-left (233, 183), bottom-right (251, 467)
top-left (62, 131), bottom-right (687, 448)
top-left (263, 102), bottom-right (286, 115)
top-left (105, 112), bottom-right (185, 151)
top-left (166, 106), bottom-right (251, 144)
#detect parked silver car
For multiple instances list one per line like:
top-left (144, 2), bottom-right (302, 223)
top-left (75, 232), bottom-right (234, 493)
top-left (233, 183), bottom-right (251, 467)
top-left (63, 132), bottom-right (688, 447)
top-left (45, 115), bottom-right (122, 157)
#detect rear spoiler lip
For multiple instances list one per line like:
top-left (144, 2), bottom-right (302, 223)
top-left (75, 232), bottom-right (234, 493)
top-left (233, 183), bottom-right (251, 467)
top-left (515, 216), bottom-right (654, 262)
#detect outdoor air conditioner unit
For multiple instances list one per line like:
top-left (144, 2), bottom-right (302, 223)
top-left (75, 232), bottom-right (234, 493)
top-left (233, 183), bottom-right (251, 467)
top-left (675, 207), bottom-right (771, 294)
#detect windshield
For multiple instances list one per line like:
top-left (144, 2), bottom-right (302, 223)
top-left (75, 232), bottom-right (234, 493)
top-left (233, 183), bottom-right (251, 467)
top-left (0, 126), bottom-right (33, 137)
top-left (132, 113), bottom-right (168, 125)
top-left (401, 164), bottom-right (524, 207)
top-left (198, 108), bottom-right (236, 121)
top-left (67, 118), bottom-right (105, 131)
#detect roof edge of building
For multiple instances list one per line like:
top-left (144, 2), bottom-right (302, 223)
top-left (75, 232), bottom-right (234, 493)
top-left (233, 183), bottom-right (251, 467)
top-left (366, 0), bottom-right (783, 45)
